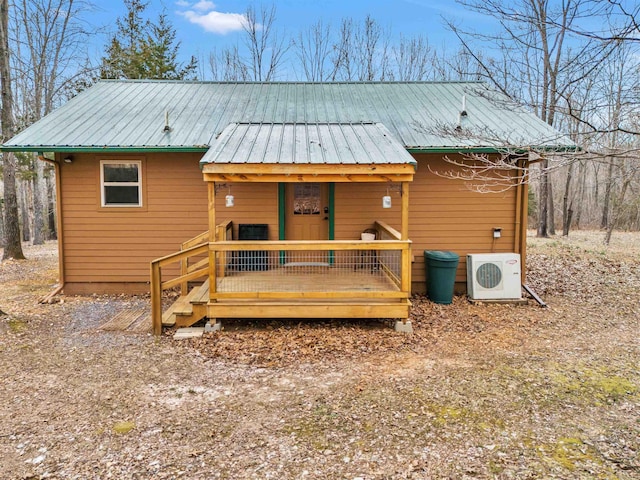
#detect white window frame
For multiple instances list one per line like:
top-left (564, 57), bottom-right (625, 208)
top-left (100, 160), bottom-right (143, 207)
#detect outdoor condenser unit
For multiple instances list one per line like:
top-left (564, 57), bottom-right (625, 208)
top-left (466, 253), bottom-right (522, 300)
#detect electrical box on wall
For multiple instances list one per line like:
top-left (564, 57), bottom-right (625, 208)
top-left (493, 227), bottom-right (502, 238)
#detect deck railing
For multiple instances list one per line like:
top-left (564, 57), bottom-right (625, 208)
top-left (208, 238), bottom-right (412, 301)
top-left (151, 221), bottom-right (411, 334)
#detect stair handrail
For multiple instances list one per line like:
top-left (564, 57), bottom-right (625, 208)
top-left (180, 230), bottom-right (209, 295)
top-left (151, 242), bottom-right (210, 336)
top-left (152, 221), bottom-right (233, 336)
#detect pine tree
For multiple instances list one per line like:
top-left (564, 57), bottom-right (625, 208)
top-left (101, 0), bottom-right (197, 80)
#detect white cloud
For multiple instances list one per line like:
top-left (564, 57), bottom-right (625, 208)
top-left (177, 1), bottom-right (246, 35)
top-left (192, 0), bottom-right (216, 12)
top-left (180, 9), bottom-right (246, 34)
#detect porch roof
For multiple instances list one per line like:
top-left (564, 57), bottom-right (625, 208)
top-left (200, 122), bottom-right (418, 167)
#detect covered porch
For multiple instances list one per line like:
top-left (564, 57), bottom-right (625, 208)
top-left (150, 122), bottom-right (417, 334)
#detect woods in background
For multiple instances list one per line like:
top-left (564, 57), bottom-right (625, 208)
top-left (1, 0), bottom-right (639, 258)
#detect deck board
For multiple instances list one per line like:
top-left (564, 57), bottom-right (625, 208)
top-left (100, 308), bottom-right (150, 332)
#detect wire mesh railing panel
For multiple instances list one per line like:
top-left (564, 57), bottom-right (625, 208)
top-left (217, 248), bottom-right (402, 293)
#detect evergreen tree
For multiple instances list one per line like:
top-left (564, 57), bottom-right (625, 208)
top-left (101, 0), bottom-right (197, 80)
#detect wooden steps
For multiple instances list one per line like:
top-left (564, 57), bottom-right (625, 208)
top-left (162, 280), bottom-right (210, 328)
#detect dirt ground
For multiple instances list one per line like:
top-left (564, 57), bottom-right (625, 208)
top-left (0, 230), bottom-right (638, 479)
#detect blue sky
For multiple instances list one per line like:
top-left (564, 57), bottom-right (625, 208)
top-left (88, 0), bottom-right (479, 77)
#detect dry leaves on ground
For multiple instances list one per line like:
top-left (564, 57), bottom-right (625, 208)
top-left (0, 232), bottom-right (638, 479)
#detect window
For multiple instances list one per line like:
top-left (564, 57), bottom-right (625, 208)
top-left (100, 160), bottom-right (142, 207)
top-left (293, 183), bottom-right (321, 215)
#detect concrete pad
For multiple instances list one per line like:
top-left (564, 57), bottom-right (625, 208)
top-left (394, 320), bottom-right (413, 334)
top-left (174, 327), bottom-right (205, 339)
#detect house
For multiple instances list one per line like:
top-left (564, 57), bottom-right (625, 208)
top-left (1, 80), bottom-right (573, 333)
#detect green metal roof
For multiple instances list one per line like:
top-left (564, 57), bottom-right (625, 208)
top-left (1, 80), bottom-right (575, 153)
top-left (201, 122), bottom-right (417, 166)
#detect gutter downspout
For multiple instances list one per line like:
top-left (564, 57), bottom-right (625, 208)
top-left (37, 153), bottom-right (65, 300)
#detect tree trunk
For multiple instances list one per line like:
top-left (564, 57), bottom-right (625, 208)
top-left (601, 156), bottom-right (615, 229)
top-left (32, 158), bottom-right (46, 244)
top-left (537, 161), bottom-right (549, 237)
top-left (548, 178), bottom-right (556, 236)
top-left (47, 173), bottom-right (57, 240)
top-left (0, 0), bottom-right (25, 260)
top-left (574, 161), bottom-right (586, 229)
top-left (562, 162), bottom-right (574, 236)
top-left (605, 174), bottom-right (631, 245)
top-left (21, 182), bottom-right (31, 242)
top-left (0, 198), bottom-right (4, 247)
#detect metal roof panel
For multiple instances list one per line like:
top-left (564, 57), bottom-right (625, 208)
top-left (200, 122), bottom-right (417, 166)
top-left (2, 80), bottom-right (576, 152)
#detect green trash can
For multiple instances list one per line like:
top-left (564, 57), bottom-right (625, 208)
top-left (424, 250), bottom-right (460, 304)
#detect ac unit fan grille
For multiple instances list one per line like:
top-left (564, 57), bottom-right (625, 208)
top-left (476, 262), bottom-right (502, 289)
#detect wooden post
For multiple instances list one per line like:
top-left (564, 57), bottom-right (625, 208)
top-left (180, 243), bottom-right (188, 296)
top-left (208, 182), bottom-right (217, 301)
top-left (208, 182), bottom-right (216, 242)
top-left (401, 182), bottom-right (409, 240)
top-left (151, 261), bottom-right (162, 336)
top-left (401, 182), bottom-right (411, 296)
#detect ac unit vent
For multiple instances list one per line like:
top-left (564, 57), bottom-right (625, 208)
top-left (476, 262), bottom-right (502, 289)
top-left (467, 253), bottom-right (522, 300)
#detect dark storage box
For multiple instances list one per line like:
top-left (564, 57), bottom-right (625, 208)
top-left (236, 224), bottom-right (269, 271)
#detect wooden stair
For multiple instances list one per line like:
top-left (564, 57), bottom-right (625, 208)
top-left (162, 280), bottom-right (210, 328)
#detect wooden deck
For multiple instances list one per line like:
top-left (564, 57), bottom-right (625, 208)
top-left (150, 222), bottom-right (412, 334)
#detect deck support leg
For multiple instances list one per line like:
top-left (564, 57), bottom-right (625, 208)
top-left (205, 319), bottom-right (221, 332)
top-left (394, 320), bottom-right (413, 333)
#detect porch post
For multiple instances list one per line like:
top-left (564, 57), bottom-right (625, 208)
top-left (208, 182), bottom-right (216, 241)
top-left (401, 181), bottom-right (409, 240)
top-left (401, 181), bottom-right (411, 296)
top-left (207, 182), bottom-right (217, 299)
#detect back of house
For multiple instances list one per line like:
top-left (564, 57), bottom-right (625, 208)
top-left (1, 81), bottom-right (572, 303)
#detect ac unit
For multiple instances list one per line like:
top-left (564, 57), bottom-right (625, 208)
top-left (467, 253), bottom-right (522, 300)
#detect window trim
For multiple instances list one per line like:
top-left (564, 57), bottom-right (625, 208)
top-left (100, 160), bottom-right (143, 208)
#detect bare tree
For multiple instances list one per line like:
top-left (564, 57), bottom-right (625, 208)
top-left (207, 4), bottom-right (288, 82)
top-left (447, 0), bottom-right (612, 237)
top-left (332, 15), bottom-right (390, 81)
top-left (0, 0), bottom-right (25, 259)
top-left (208, 46), bottom-right (248, 81)
top-left (293, 19), bottom-right (335, 82)
top-left (390, 34), bottom-right (432, 81)
top-left (242, 4), bottom-right (288, 81)
top-left (10, 0), bottom-right (94, 244)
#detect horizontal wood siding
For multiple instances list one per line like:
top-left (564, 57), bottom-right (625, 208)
top-left (409, 154), bottom-right (518, 292)
top-left (61, 153), bottom-right (208, 287)
top-left (334, 183), bottom-right (402, 239)
top-left (60, 152), bottom-right (520, 295)
top-left (214, 183), bottom-right (279, 240)
top-left (61, 153), bottom-right (278, 291)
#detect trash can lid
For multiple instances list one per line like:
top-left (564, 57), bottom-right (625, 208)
top-left (424, 250), bottom-right (460, 261)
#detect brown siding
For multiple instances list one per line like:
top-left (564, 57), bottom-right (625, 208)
top-left (214, 183), bottom-right (279, 240)
top-left (60, 153), bottom-right (277, 293)
top-left (60, 151), bottom-right (523, 295)
top-left (335, 153), bottom-right (521, 293)
top-left (409, 154), bottom-right (519, 293)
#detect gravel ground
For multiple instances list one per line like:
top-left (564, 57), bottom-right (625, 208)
top-left (0, 232), bottom-right (638, 479)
